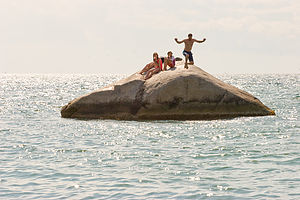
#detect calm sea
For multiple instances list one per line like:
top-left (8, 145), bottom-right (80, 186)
top-left (0, 73), bottom-right (299, 199)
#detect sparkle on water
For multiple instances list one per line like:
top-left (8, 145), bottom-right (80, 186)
top-left (0, 73), bottom-right (299, 199)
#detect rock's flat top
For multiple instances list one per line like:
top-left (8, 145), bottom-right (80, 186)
top-left (61, 64), bottom-right (275, 120)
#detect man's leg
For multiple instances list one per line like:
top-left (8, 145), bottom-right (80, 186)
top-left (187, 52), bottom-right (194, 65)
top-left (183, 51), bottom-right (189, 69)
top-left (184, 54), bottom-right (189, 69)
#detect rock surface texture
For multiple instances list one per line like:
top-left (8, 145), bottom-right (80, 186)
top-left (61, 65), bottom-right (275, 120)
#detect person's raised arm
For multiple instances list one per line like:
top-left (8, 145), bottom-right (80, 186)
top-left (174, 38), bottom-right (184, 44)
top-left (194, 38), bottom-right (206, 43)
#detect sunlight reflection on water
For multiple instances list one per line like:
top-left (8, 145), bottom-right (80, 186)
top-left (0, 73), bottom-right (299, 199)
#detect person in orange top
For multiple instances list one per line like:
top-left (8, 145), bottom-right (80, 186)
top-left (144, 52), bottom-right (162, 80)
top-left (139, 52), bottom-right (161, 75)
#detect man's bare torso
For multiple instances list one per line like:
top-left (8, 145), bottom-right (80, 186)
top-left (184, 39), bottom-right (195, 52)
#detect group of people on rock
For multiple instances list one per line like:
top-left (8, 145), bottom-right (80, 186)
top-left (139, 51), bottom-right (176, 80)
top-left (139, 33), bottom-right (206, 80)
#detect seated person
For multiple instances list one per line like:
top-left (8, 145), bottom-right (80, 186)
top-left (139, 52), bottom-right (159, 75)
top-left (161, 51), bottom-right (176, 71)
top-left (144, 52), bottom-right (162, 80)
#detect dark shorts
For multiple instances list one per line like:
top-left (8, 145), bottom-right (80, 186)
top-left (183, 50), bottom-right (193, 62)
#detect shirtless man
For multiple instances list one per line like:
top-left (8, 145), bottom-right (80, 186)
top-left (175, 33), bottom-right (206, 69)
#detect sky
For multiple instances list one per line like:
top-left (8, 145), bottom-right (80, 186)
top-left (0, 0), bottom-right (299, 74)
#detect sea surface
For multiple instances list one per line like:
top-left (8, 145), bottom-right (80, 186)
top-left (0, 73), bottom-right (299, 199)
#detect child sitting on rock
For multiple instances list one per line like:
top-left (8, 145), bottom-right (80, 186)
top-left (161, 51), bottom-right (176, 71)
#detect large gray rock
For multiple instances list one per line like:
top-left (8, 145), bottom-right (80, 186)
top-left (61, 65), bottom-right (275, 120)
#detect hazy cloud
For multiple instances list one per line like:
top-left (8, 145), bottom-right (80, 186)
top-left (0, 0), bottom-right (299, 73)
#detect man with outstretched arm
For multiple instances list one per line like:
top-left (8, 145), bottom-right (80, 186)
top-left (175, 33), bottom-right (206, 69)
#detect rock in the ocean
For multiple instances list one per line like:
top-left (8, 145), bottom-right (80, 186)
top-left (61, 65), bottom-right (275, 120)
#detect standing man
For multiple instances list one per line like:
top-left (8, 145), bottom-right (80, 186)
top-left (175, 33), bottom-right (206, 69)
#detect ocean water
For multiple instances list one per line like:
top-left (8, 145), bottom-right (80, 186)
top-left (0, 73), bottom-right (299, 200)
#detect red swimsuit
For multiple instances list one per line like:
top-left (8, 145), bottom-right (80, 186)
top-left (155, 58), bottom-right (163, 70)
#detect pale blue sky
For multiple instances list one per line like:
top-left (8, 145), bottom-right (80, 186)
top-left (1, 0), bottom-right (299, 74)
